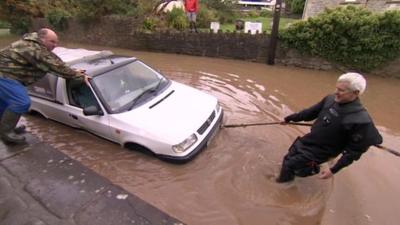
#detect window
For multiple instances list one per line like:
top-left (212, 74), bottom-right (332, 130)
top-left (67, 80), bottom-right (99, 109)
top-left (92, 60), bottom-right (165, 113)
top-left (27, 74), bottom-right (58, 101)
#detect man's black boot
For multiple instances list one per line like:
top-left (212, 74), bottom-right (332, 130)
top-left (14, 125), bottom-right (26, 134)
top-left (0, 109), bottom-right (26, 144)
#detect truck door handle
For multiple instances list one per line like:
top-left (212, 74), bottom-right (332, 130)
top-left (70, 114), bottom-right (78, 120)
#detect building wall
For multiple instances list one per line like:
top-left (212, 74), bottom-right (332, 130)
top-left (303, 0), bottom-right (400, 19)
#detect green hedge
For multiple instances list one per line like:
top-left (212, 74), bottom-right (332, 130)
top-left (46, 9), bottom-right (71, 31)
top-left (197, 7), bottom-right (218, 28)
top-left (286, 0), bottom-right (306, 15)
top-left (9, 17), bottom-right (31, 35)
top-left (166, 7), bottom-right (188, 31)
top-left (0, 20), bottom-right (10, 29)
top-left (280, 6), bottom-right (400, 72)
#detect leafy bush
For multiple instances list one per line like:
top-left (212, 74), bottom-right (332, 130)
top-left (46, 9), bottom-right (71, 31)
top-left (280, 6), bottom-right (400, 72)
top-left (0, 20), bottom-right (10, 29)
top-left (260, 10), bottom-right (273, 18)
top-left (9, 17), bottom-right (31, 35)
top-left (201, 0), bottom-right (237, 24)
top-left (76, 0), bottom-right (139, 22)
top-left (200, 0), bottom-right (236, 11)
top-left (246, 10), bottom-right (259, 18)
top-left (375, 10), bottom-right (400, 62)
top-left (131, 0), bottom-right (154, 18)
top-left (286, 0), bottom-right (306, 15)
top-left (218, 10), bottom-right (237, 24)
top-left (143, 16), bottom-right (160, 31)
top-left (166, 7), bottom-right (188, 31)
top-left (197, 7), bottom-right (217, 28)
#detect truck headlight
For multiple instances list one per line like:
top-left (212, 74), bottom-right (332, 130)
top-left (172, 134), bottom-right (198, 153)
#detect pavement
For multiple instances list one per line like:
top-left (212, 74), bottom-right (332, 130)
top-left (0, 133), bottom-right (185, 225)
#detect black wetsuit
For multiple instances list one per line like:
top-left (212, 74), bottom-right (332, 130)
top-left (278, 94), bottom-right (382, 181)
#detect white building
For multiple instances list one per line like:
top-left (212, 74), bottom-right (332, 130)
top-left (237, 0), bottom-right (276, 8)
top-left (303, 0), bottom-right (400, 19)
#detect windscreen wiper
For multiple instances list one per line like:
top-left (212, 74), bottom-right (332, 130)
top-left (126, 78), bottom-right (164, 111)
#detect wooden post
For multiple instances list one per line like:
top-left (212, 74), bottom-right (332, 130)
top-left (267, 0), bottom-right (282, 65)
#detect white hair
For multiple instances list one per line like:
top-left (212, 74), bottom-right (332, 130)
top-left (337, 72), bottom-right (367, 95)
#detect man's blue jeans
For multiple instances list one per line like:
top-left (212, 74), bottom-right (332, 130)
top-left (0, 77), bottom-right (31, 117)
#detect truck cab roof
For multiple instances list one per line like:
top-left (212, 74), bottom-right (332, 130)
top-left (53, 47), bottom-right (137, 77)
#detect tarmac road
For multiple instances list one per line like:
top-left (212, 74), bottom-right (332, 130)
top-left (0, 134), bottom-right (184, 225)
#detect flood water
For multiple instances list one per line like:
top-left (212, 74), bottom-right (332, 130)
top-left (2, 37), bottom-right (400, 225)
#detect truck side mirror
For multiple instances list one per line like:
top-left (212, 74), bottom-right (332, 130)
top-left (83, 105), bottom-right (104, 116)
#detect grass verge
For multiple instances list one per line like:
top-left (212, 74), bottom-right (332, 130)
top-left (219, 16), bottom-right (298, 33)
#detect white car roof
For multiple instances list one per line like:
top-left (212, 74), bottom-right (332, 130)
top-left (28, 47), bottom-right (134, 101)
top-left (53, 47), bottom-right (113, 65)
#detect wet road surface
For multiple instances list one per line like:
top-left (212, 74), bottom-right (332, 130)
top-left (2, 37), bottom-right (400, 225)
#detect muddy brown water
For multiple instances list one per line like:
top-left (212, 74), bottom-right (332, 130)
top-left (2, 37), bottom-right (400, 225)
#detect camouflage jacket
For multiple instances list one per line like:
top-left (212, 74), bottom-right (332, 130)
top-left (0, 32), bottom-right (83, 86)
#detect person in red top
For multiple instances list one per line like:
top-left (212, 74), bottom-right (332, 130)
top-left (184, 0), bottom-right (199, 33)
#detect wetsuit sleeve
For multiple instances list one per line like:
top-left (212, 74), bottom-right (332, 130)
top-left (291, 96), bottom-right (327, 122)
top-left (18, 46), bottom-right (83, 81)
top-left (330, 123), bottom-right (371, 174)
top-left (330, 148), bottom-right (367, 173)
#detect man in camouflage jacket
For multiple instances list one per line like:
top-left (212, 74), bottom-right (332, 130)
top-left (0, 28), bottom-right (88, 144)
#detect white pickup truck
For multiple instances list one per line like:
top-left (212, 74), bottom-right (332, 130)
top-left (28, 47), bottom-right (223, 163)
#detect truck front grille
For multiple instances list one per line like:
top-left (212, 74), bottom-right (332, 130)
top-left (197, 111), bottom-right (216, 135)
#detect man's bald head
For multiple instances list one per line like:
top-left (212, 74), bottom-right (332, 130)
top-left (38, 28), bottom-right (58, 51)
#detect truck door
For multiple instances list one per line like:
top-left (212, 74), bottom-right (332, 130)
top-left (64, 80), bottom-right (112, 140)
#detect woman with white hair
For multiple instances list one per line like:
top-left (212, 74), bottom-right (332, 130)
top-left (276, 72), bottom-right (382, 183)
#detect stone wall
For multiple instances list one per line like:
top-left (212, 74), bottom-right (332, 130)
top-left (31, 17), bottom-right (399, 77)
top-left (303, 0), bottom-right (400, 19)
top-left (31, 17), bottom-right (332, 70)
top-left (34, 17), bottom-right (272, 63)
